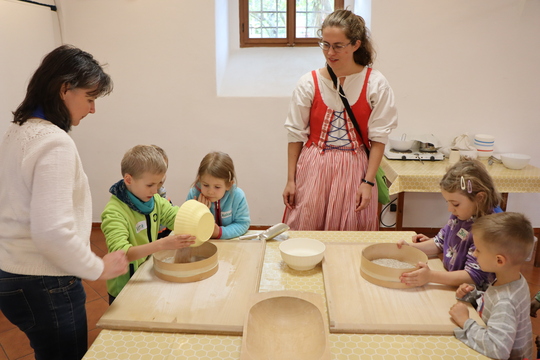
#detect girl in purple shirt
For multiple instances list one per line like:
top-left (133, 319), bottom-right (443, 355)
top-left (398, 159), bottom-right (502, 290)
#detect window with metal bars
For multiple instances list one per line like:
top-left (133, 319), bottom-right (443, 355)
top-left (239, 0), bottom-right (344, 47)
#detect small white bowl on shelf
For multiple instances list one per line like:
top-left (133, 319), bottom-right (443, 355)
top-left (500, 153), bottom-right (531, 170)
top-left (388, 137), bottom-right (415, 152)
top-left (279, 238), bottom-right (326, 271)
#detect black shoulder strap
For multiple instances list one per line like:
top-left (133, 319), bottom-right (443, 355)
top-left (326, 63), bottom-right (369, 157)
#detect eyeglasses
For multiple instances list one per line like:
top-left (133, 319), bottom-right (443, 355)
top-left (318, 41), bottom-right (351, 53)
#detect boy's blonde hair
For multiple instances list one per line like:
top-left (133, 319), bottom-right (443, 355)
top-left (121, 145), bottom-right (167, 179)
top-left (472, 212), bottom-right (534, 265)
top-left (195, 151), bottom-right (236, 187)
top-left (440, 159), bottom-right (502, 218)
top-left (150, 144), bottom-right (168, 167)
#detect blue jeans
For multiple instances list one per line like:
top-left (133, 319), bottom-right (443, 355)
top-left (0, 270), bottom-right (88, 360)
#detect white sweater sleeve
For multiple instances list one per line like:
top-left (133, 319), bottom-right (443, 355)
top-left (26, 132), bottom-right (104, 280)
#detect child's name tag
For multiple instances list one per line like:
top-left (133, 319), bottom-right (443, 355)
top-left (457, 228), bottom-right (469, 241)
top-left (136, 220), bottom-right (147, 233)
top-left (221, 210), bottom-right (232, 219)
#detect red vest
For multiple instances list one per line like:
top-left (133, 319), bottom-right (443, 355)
top-left (305, 68), bottom-right (372, 151)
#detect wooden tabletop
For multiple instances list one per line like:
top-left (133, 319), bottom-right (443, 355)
top-left (83, 231), bottom-right (490, 360)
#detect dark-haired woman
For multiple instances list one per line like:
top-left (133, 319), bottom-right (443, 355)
top-left (282, 10), bottom-right (398, 231)
top-left (0, 45), bottom-right (128, 360)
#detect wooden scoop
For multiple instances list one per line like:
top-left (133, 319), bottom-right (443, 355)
top-left (240, 291), bottom-right (330, 360)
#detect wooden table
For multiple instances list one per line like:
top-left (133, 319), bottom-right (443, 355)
top-left (83, 231), bottom-right (490, 360)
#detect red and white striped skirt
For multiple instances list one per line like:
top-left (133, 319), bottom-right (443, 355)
top-left (283, 145), bottom-right (378, 231)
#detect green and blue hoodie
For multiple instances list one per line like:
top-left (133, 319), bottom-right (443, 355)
top-left (101, 179), bottom-right (179, 297)
top-left (186, 184), bottom-right (250, 239)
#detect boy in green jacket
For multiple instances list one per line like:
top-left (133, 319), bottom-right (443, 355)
top-left (101, 145), bottom-right (194, 303)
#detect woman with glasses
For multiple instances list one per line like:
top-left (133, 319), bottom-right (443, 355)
top-left (282, 9), bottom-right (398, 231)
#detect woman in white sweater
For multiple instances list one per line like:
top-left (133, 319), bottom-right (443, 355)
top-left (0, 45), bottom-right (128, 360)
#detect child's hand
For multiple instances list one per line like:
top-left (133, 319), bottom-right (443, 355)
top-left (456, 283), bottom-right (475, 299)
top-left (98, 250), bottom-right (129, 280)
top-left (400, 262), bottom-right (430, 287)
top-left (396, 239), bottom-right (410, 249)
top-left (159, 234), bottom-right (196, 250)
top-left (211, 224), bottom-right (220, 239)
top-left (412, 234), bottom-right (430, 243)
top-left (195, 194), bottom-right (211, 208)
top-left (531, 298), bottom-right (540, 317)
top-left (449, 302), bottom-right (469, 328)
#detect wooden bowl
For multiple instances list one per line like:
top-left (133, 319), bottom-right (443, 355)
top-left (175, 200), bottom-right (215, 247)
top-left (360, 243), bottom-right (428, 289)
top-left (153, 242), bottom-right (218, 283)
top-left (240, 291), bottom-right (330, 360)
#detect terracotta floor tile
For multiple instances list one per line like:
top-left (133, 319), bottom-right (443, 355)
top-left (0, 328), bottom-right (32, 360)
top-left (0, 312), bottom-right (15, 334)
top-left (15, 355), bottom-right (34, 360)
top-left (88, 328), bottom-right (103, 349)
top-left (90, 228), bottom-right (108, 254)
top-left (85, 298), bottom-right (109, 331)
top-left (0, 347), bottom-right (8, 360)
top-left (85, 278), bottom-right (109, 299)
top-left (90, 243), bottom-right (107, 258)
top-left (83, 280), bottom-right (101, 303)
top-left (523, 263), bottom-right (540, 286)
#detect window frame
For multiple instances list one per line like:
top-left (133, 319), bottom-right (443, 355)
top-left (239, 0), bottom-right (344, 48)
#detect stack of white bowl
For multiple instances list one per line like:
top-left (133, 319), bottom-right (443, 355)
top-left (474, 134), bottom-right (495, 158)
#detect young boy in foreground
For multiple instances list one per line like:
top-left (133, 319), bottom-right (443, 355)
top-left (101, 145), bottom-right (194, 303)
top-left (449, 212), bottom-right (534, 360)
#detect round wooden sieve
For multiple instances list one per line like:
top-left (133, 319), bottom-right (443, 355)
top-left (153, 242), bottom-right (219, 283)
top-left (360, 243), bottom-right (428, 289)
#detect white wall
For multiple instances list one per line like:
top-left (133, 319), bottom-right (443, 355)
top-left (1, 0), bottom-right (539, 228)
top-left (372, 0), bottom-right (540, 227)
top-left (0, 0), bottom-right (59, 134)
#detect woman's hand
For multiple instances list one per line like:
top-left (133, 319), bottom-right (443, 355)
top-left (98, 250), bottom-right (129, 280)
top-left (449, 302), bottom-right (469, 328)
top-left (283, 180), bottom-right (296, 209)
top-left (412, 234), bottom-right (430, 243)
top-left (355, 182), bottom-right (372, 211)
top-left (399, 262), bottom-right (430, 287)
top-left (195, 194), bottom-right (211, 208)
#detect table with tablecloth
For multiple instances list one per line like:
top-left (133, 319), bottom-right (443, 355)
top-left (83, 231), bottom-right (491, 360)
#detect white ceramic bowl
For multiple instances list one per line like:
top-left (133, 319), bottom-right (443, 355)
top-left (174, 200), bottom-right (215, 247)
top-left (459, 150), bottom-right (478, 159)
top-left (279, 238), bottom-right (326, 271)
top-left (388, 138), bottom-right (415, 152)
top-left (500, 153), bottom-right (531, 170)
